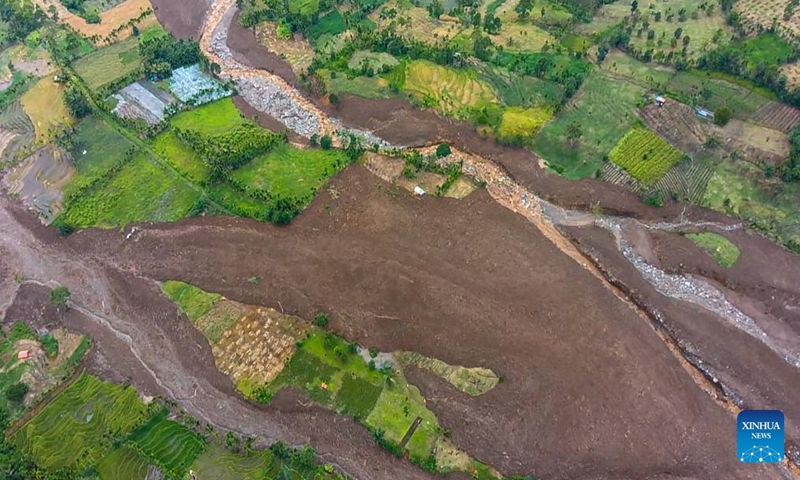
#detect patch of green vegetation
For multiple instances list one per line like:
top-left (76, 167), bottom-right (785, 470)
top-left (608, 125), bottom-right (684, 186)
top-left (14, 374), bottom-right (151, 471)
top-left (497, 107), bottom-right (553, 145)
top-left (0, 323), bottom-right (35, 415)
top-left (741, 34), bottom-right (795, 71)
top-left (686, 232), bottom-right (740, 267)
top-left (151, 130), bottom-right (209, 184)
top-left (476, 63), bottom-right (564, 108)
top-left (365, 383), bottom-right (438, 459)
top-left (207, 182), bottom-right (271, 219)
top-left (232, 143), bottom-right (349, 202)
top-left (59, 153), bottom-right (202, 229)
top-left (128, 411), bottom-right (206, 479)
top-left (39, 333), bottom-right (58, 358)
top-left (348, 50), bottom-right (399, 71)
top-left (288, 0), bottom-right (320, 15)
top-left (320, 71), bottom-right (398, 99)
top-left (170, 98), bottom-right (246, 136)
top-left (598, 51), bottom-right (770, 118)
top-left (64, 116), bottom-right (136, 197)
top-left (307, 10), bottom-right (347, 44)
top-left (71, 37), bottom-right (142, 91)
top-left (96, 446), bottom-right (150, 480)
top-left (161, 280), bottom-right (222, 322)
top-left (532, 71), bottom-right (644, 179)
top-left (337, 374), bottom-right (383, 419)
top-left (191, 443), bottom-right (276, 480)
top-left (703, 160), bottom-right (800, 253)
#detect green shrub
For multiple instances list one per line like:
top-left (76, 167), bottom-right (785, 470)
top-left (312, 312), bottom-right (329, 327)
top-left (5, 382), bottom-right (29, 403)
top-left (39, 334), bottom-right (59, 358)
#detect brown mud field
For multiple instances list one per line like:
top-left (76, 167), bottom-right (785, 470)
top-left (150, 0), bottom-right (212, 39)
top-left (1, 165), bottom-right (787, 479)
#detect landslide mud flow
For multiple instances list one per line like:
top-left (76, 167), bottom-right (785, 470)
top-left (0, 164), bottom-right (781, 480)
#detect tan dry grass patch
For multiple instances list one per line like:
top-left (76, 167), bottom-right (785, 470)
top-left (31, 0), bottom-right (157, 45)
top-left (255, 22), bottom-right (315, 75)
top-left (211, 307), bottom-right (311, 389)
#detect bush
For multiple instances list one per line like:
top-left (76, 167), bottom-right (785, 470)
top-left (50, 286), bottom-right (71, 307)
top-left (270, 441), bottom-right (291, 460)
top-left (320, 135), bottom-right (333, 150)
top-left (435, 143), bottom-right (451, 158)
top-left (312, 312), bottom-right (329, 327)
top-left (368, 347), bottom-right (379, 358)
top-left (40, 334), bottom-right (59, 358)
top-left (713, 105), bottom-right (732, 126)
top-left (5, 382), bottom-right (29, 403)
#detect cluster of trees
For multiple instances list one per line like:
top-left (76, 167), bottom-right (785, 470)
top-left (174, 124), bottom-right (281, 182)
top-left (780, 125), bottom-right (800, 182)
top-left (495, 52), bottom-right (591, 100)
top-left (60, 0), bottom-right (100, 24)
top-left (138, 32), bottom-right (203, 78)
top-left (0, 0), bottom-right (45, 45)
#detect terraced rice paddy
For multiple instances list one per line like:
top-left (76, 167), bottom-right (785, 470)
top-left (190, 443), bottom-right (276, 480)
top-left (608, 126), bottom-right (684, 186)
top-left (96, 447), bottom-right (151, 480)
top-left (20, 76), bottom-right (72, 143)
top-left (402, 60), bottom-right (497, 118)
top-left (0, 100), bottom-right (34, 162)
top-left (72, 37), bottom-right (142, 91)
top-left (14, 374), bottom-right (150, 471)
top-left (129, 411), bottom-right (206, 478)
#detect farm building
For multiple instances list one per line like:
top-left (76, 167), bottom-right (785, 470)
top-left (655, 95), bottom-right (666, 106)
top-left (17, 350), bottom-right (30, 361)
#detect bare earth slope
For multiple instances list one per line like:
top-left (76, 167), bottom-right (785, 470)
top-left (44, 166), bottom-right (777, 479)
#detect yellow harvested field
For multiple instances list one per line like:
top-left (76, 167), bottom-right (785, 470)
top-left (404, 60), bottom-right (497, 117)
top-left (370, 3), bottom-right (462, 45)
top-left (211, 306), bottom-right (311, 397)
top-left (20, 77), bottom-right (72, 142)
top-left (31, 0), bottom-right (157, 45)
top-left (255, 22), bottom-right (314, 74)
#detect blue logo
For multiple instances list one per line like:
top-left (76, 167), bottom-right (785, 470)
top-left (737, 410), bottom-right (784, 463)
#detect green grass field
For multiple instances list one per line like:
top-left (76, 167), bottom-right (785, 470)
top-left (72, 37), bottom-right (142, 91)
top-left (161, 280), bottom-right (222, 322)
top-left (686, 232), bottom-right (740, 267)
top-left (14, 374), bottom-right (150, 471)
top-left (532, 71), bottom-right (644, 178)
top-left (207, 183), bottom-right (271, 219)
top-left (191, 443), bottom-right (276, 480)
top-left (306, 10), bottom-right (347, 44)
top-left (741, 34), bottom-right (795, 70)
top-left (703, 160), bottom-right (800, 251)
top-left (129, 411), bottom-right (206, 478)
top-left (598, 50), bottom-right (770, 118)
top-left (348, 50), bottom-right (399, 71)
top-left (96, 447), bottom-right (150, 480)
top-left (64, 116), bottom-right (135, 197)
top-left (170, 98), bottom-right (246, 136)
top-left (232, 143), bottom-right (349, 201)
top-left (319, 70), bottom-right (398, 100)
top-left (583, 0), bottom-right (731, 60)
top-left (608, 126), bottom-right (684, 186)
top-left (59, 153), bottom-right (202, 229)
top-left (151, 131), bottom-right (209, 183)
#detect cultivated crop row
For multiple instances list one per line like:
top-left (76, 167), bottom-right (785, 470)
top-left (609, 126), bottom-right (684, 186)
